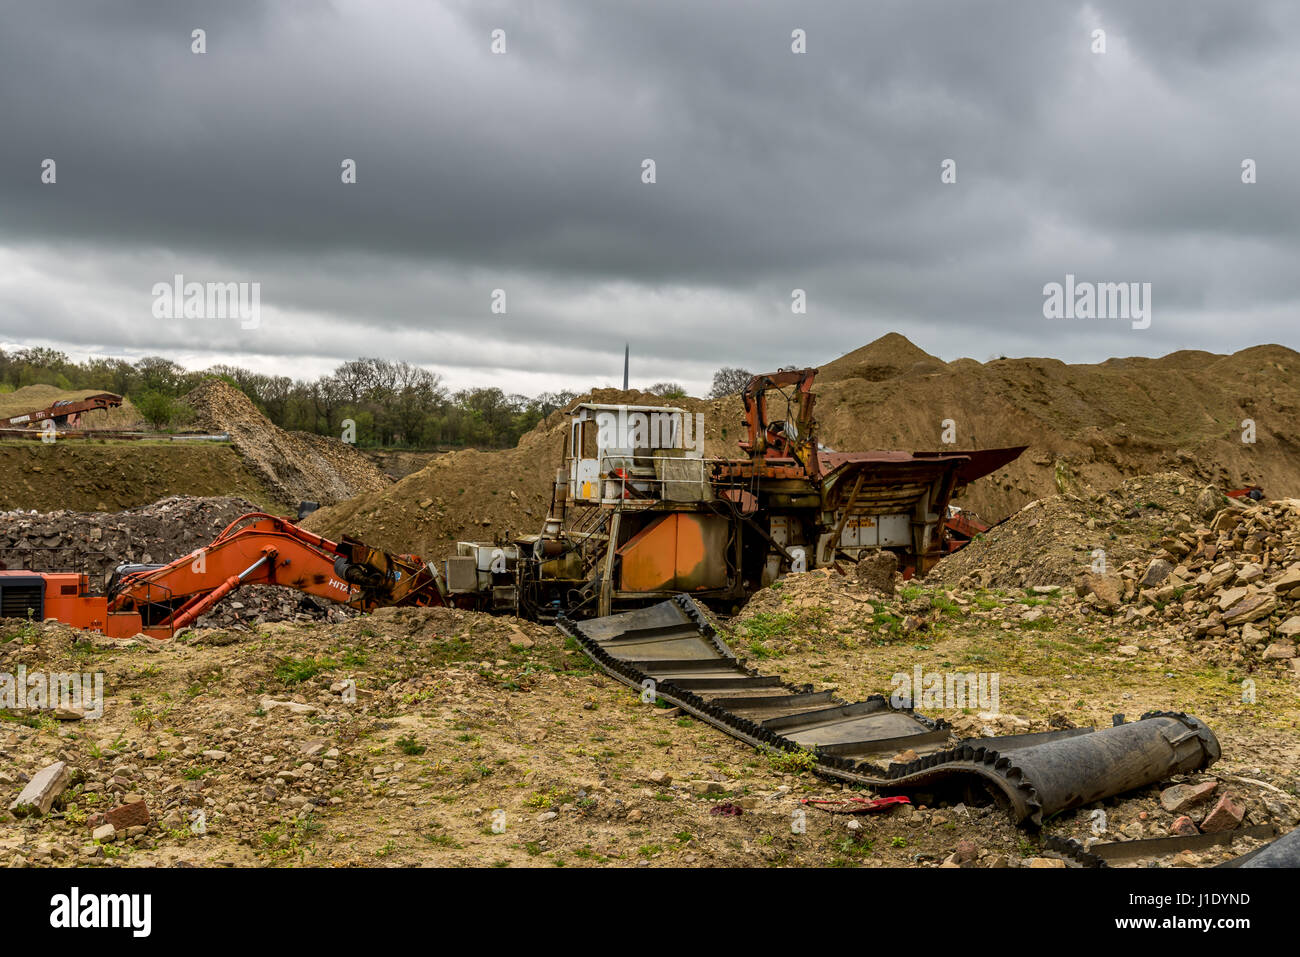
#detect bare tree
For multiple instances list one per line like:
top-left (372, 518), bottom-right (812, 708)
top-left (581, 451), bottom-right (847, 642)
top-left (708, 367), bottom-right (752, 398)
top-left (648, 382), bottom-right (688, 399)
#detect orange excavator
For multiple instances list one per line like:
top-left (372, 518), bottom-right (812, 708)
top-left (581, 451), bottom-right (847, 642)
top-left (0, 513), bottom-right (451, 640)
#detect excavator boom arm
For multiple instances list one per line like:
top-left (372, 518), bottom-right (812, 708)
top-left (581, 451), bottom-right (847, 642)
top-left (104, 513), bottom-right (446, 635)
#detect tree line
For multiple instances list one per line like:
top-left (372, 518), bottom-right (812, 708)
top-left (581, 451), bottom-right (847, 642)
top-left (0, 348), bottom-right (754, 449)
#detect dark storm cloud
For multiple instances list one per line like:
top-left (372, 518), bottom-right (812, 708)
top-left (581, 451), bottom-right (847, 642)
top-left (0, 0), bottom-right (1297, 391)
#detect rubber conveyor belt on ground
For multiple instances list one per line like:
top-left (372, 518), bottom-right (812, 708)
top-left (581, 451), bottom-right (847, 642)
top-left (560, 596), bottom-right (1221, 827)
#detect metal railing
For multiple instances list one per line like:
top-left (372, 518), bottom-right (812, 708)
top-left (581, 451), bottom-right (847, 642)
top-left (570, 453), bottom-right (713, 506)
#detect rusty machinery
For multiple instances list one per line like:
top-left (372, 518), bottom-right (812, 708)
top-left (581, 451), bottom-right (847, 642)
top-left (0, 392), bottom-right (122, 430)
top-left (0, 513), bottom-right (467, 640)
top-left (3, 369), bottom-right (1025, 634)
top-left (496, 368), bottom-right (1025, 621)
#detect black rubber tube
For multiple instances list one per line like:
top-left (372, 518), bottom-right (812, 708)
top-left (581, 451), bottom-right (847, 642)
top-left (1231, 827), bottom-right (1300, 868)
top-left (1004, 714), bottom-right (1220, 822)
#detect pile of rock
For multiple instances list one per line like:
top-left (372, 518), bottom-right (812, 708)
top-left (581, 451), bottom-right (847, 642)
top-left (934, 472), bottom-right (1208, 590)
top-left (0, 496), bottom-right (256, 583)
top-left (1080, 496), bottom-right (1300, 669)
top-left (184, 378), bottom-right (390, 506)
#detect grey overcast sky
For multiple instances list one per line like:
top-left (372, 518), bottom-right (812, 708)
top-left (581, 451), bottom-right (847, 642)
top-left (1, 0), bottom-right (1297, 395)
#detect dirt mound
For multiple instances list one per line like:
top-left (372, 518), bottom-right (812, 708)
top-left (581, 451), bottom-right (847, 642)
top-left (662, 338), bottom-right (1300, 524)
top-left (364, 449), bottom-right (443, 480)
top-left (930, 472), bottom-right (1202, 589)
top-left (0, 385), bottom-right (141, 429)
top-left (806, 340), bottom-right (1300, 521)
top-left (309, 338), bottom-right (1300, 561)
top-left (0, 442), bottom-right (279, 513)
top-left (183, 379), bottom-right (390, 507)
top-left (819, 332), bottom-right (948, 383)
top-left (0, 496), bottom-right (356, 629)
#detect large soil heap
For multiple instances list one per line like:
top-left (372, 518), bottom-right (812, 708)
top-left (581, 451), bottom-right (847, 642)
top-left (184, 379), bottom-right (390, 507)
top-left (306, 337), bottom-right (1300, 562)
top-left (800, 335), bottom-right (1300, 519)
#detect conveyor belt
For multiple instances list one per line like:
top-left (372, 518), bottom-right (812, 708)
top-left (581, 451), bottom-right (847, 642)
top-left (560, 596), bottom-right (1221, 829)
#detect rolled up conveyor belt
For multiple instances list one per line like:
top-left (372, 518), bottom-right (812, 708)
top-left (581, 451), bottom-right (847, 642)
top-left (559, 596), bottom-right (1221, 828)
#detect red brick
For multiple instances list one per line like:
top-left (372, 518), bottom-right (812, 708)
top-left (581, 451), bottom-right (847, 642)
top-left (1159, 781), bottom-right (1218, 814)
top-left (104, 800), bottom-right (150, 831)
top-left (1199, 794), bottom-right (1244, 833)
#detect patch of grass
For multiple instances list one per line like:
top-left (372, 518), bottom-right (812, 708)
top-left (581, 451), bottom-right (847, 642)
top-left (423, 833), bottom-right (462, 848)
top-left (395, 735), bottom-right (426, 756)
top-left (0, 709), bottom-right (57, 731)
top-left (871, 609), bottom-right (905, 640)
top-left (930, 593), bottom-right (962, 617)
top-left (1, 619), bottom-right (39, 644)
top-left (524, 787), bottom-right (571, 810)
top-left (1016, 616), bottom-right (1056, 631)
top-left (833, 833), bottom-right (875, 862)
top-left (274, 656), bottom-right (335, 685)
top-left (738, 611), bottom-right (799, 643)
top-left (765, 746), bottom-right (819, 775)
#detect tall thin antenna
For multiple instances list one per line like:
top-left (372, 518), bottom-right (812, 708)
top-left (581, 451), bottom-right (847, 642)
top-left (623, 343), bottom-right (629, 390)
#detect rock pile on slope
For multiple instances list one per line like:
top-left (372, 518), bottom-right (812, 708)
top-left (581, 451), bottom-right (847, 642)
top-left (0, 497), bottom-right (256, 582)
top-left (183, 379), bottom-right (390, 506)
top-left (931, 473), bottom-right (1207, 589)
top-left (1079, 497), bottom-right (1300, 671)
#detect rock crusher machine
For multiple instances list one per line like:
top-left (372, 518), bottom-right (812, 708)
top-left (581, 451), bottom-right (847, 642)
top-left (490, 368), bottom-right (1025, 620)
